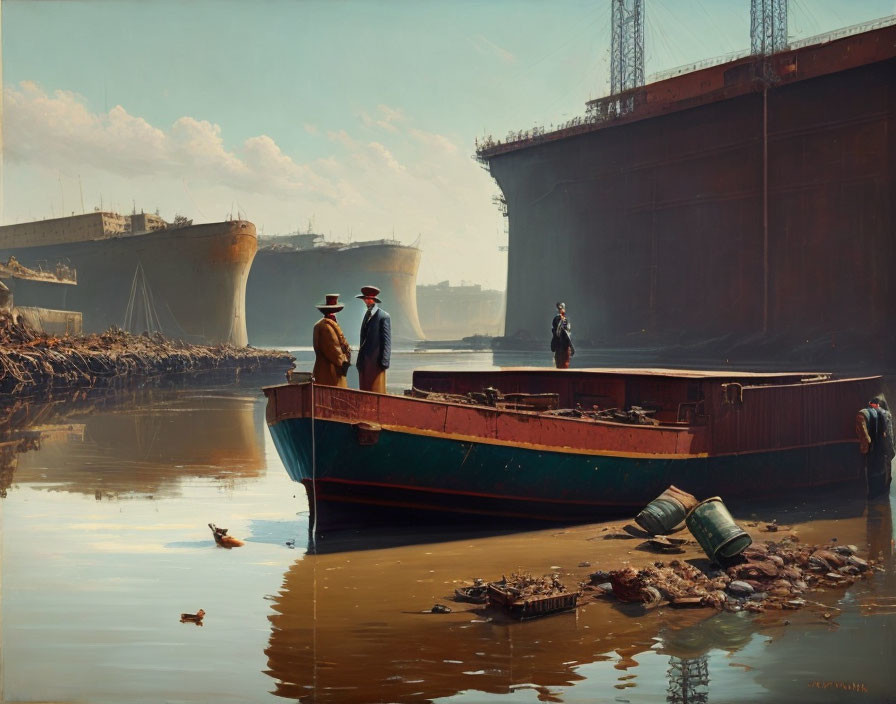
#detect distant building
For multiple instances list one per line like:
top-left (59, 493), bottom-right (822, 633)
top-left (416, 281), bottom-right (505, 340)
top-left (0, 256), bottom-right (82, 335)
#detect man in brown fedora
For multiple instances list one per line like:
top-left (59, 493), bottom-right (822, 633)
top-left (312, 294), bottom-right (352, 387)
top-left (356, 285), bottom-right (391, 393)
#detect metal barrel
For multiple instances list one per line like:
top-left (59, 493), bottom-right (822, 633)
top-left (685, 496), bottom-right (752, 563)
top-left (635, 498), bottom-right (687, 535)
top-left (635, 485), bottom-right (698, 535)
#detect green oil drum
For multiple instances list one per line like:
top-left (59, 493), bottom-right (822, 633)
top-left (635, 485), bottom-right (698, 535)
top-left (685, 496), bottom-right (752, 563)
top-left (635, 498), bottom-right (687, 535)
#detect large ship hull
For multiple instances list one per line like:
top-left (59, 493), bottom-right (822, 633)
top-left (246, 241), bottom-right (424, 346)
top-left (0, 221), bottom-right (256, 346)
top-left (481, 25), bottom-right (896, 372)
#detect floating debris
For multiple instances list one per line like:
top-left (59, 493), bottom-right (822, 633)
top-left (209, 523), bottom-right (244, 548)
top-left (180, 609), bottom-right (205, 625)
top-left (486, 572), bottom-right (578, 619)
top-left (454, 579), bottom-right (488, 604)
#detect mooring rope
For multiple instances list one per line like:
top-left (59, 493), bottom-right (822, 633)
top-left (310, 379), bottom-right (318, 551)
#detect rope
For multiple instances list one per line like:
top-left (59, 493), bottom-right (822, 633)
top-left (310, 379), bottom-right (318, 551)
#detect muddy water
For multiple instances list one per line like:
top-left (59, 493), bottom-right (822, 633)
top-left (1, 353), bottom-right (894, 703)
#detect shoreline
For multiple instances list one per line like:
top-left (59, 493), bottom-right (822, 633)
top-left (0, 311), bottom-right (294, 397)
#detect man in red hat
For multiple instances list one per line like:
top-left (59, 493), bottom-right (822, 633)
top-left (355, 285), bottom-right (391, 393)
top-left (312, 294), bottom-right (351, 387)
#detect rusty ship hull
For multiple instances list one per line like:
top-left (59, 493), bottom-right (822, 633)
top-left (246, 239), bottom-right (424, 346)
top-left (479, 24), bottom-right (896, 372)
top-left (0, 214), bottom-right (256, 346)
top-left (264, 368), bottom-right (879, 527)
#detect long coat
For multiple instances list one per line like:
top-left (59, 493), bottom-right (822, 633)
top-left (357, 307), bottom-right (391, 391)
top-left (312, 317), bottom-right (350, 387)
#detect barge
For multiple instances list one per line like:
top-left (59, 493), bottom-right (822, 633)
top-left (264, 367), bottom-right (880, 527)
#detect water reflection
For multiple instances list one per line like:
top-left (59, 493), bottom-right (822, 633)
top-left (666, 657), bottom-right (709, 704)
top-left (265, 490), bottom-right (895, 703)
top-left (266, 537), bottom-right (642, 703)
top-left (4, 387), bottom-right (264, 497)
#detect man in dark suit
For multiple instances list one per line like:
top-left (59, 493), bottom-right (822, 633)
top-left (551, 301), bottom-right (574, 368)
top-left (355, 285), bottom-right (391, 392)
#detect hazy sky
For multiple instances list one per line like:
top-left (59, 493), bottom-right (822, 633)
top-left (3, 0), bottom-right (894, 289)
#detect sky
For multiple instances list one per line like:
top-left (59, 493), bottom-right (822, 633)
top-left (3, 0), bottom-right (895, 290)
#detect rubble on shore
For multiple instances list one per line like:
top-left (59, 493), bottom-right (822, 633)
top-left (0, 312), bottom-right (294, 395)
top-left (456, 529), bottom-right (880, 620)
top-left (587, 538), bottom-right (874, 613)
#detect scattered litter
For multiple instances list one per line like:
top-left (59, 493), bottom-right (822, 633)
top-left (209, 523), bottom-right (244, 548)
top-left (454, 579), bottom-right (488, 604)
top-left (180, 609), bottom-right (205, 625)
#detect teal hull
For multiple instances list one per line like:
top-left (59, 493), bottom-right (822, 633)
top-left (269, 417), bottom-right (863, 523)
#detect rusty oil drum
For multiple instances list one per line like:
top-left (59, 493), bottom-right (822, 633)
top-left (685, 496), bottom-right (752, 563)
top-left (635, 485), bottom-right (699, 535)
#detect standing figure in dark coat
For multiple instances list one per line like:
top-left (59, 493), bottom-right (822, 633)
top-left (856, 397), bottom-right (893, 497)
top-left (551, 301), bottom-right (575, 369)
top-left (312, 294), bottom-right (351, 387)
top-left (356, 285), bottom-right (391, 393)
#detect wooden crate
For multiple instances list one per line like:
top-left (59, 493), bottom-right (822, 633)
top-left (487, 583), bottom-right (579, 620)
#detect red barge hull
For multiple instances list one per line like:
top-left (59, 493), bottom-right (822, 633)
top-left (264, 368), bottom-right (879, 526)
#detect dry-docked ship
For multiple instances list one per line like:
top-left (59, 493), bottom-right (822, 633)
top-left (246, 233), bottom-right (424, 346)
top-left (416, 280), bottom-right (505, 340)
top-left (477, 22), bottom-right (896, 372)
top-left (0, 211), bottom-right (256, 346)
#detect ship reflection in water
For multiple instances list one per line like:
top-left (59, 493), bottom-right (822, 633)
top-left (1, 362), bottom-right (894, 703)
top-left (264, 490), bottom-right (894, 703)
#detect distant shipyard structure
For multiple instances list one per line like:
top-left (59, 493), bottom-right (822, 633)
top-left (246, 233), bottom-right (424, 346)
top-left (416, 280), bottom-right (504, 340)
top-left (0, 255), bottom-right (81, 335)
top-left (0, 211), bottom-right (257, 346)
top-left (477, 3), bottom-right (896, 371)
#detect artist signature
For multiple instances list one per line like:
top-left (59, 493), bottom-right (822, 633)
top-left (808, 681), bottom-right (868, 693)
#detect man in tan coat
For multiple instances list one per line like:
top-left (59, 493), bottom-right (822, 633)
top-left (312, 294), bottom-right (351, 387)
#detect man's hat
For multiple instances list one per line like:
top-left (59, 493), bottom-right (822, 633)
top-left (556, 301), bottom-right (566, 311)
top-left (355, 285), bottom-right (382, 303)
top-left (316, 293), bottom-right (344, 313)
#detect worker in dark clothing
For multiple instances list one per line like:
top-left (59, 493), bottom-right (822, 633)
top-left (355, 285), bottom-right (391, 393)
top-left (878, 399), bottom-right (895, 490)
top-left (551, 302), bottom-right (574, 369)
top-left (856, 397), bottom-right (893, 497)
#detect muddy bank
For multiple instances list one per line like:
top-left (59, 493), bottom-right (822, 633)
top-left (451, 520), bottom-right (880, 620)
top-left (0, 312), bottom-right (294, 395)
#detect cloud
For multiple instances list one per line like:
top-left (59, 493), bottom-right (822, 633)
top-left (4, 81), bottom-right (338, 201)
top-left (4, 80), bottom-right (508, 288)
top-left (367, 141), bottom-right (405, 171)
top-left (409, 128), bottom-right (458, 154)
top-left (470, 35), bottom-right (516, 64)
top-left (360, 104), bottom-right (405, 133)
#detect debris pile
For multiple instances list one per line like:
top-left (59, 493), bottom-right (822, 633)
top-left (0, 312), bottom-right (294, 395)
top-left (584, 539), bottom-right (875, 613)
top-left (407, 385), bottom-right (664, 422)
top-left (493, 571), bottom-right (569, 599)
top-left (545, 405), bottom-right (659, 425)
top-left (455, 572), bottom-right (579, 619)
top-left (407, 386), bottom-right (559, 411)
